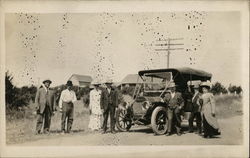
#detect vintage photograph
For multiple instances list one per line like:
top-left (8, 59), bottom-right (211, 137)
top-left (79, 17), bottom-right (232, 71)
top-left (1, 0), bottom-right (249, 157)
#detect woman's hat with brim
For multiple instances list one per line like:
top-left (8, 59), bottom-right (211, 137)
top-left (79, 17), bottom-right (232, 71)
top-left (43, 79), bottom-right (52, 84)
top-left (200, 81), bottom-right (212, 89)
top-left (66, 80), bottom-right (73, 86)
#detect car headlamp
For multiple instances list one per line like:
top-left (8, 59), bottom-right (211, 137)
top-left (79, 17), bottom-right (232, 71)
top-left (142, 101), bottom-right (151, 110)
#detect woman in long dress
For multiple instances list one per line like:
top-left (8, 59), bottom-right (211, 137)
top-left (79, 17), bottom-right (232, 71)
top-left (200, 81), bottom-right (221, 138)
top-left (88, 81), bottom-right (103, 131)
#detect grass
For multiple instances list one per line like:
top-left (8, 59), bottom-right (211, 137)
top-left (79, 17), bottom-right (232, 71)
top-left (6, 94), bottom-right (243, 145)
top-left (6, 100), bottom-right (90, 145)
top-left (215, 94), bottom-right (243, 119)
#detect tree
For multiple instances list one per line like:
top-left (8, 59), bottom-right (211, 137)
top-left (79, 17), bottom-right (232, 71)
top-left (211, 82), bottom-right (228, 95)
top-left (5, 71), bottom-right (32, 110)
top-left (5, 71), bottom-right (16, 105)
top-left (228, 84), bottom-right (238, 94)
top-left (236, 86), bottom-right (242, 94)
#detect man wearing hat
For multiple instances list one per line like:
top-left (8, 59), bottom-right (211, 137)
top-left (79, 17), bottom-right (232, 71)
top-left (101, 79), bottom-right (118, 134)
top-left (163, 82), bottom-right (184, 136)
top-left (35, 79), bottom-right (56, 134)
top-left (188, 83), bottom-right (202, 134)
top-left (59, 80), bottom-right (77, 133)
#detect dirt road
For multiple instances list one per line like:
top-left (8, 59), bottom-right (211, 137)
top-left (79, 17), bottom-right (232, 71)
top-left (16, 115), bottom-right (242, 146)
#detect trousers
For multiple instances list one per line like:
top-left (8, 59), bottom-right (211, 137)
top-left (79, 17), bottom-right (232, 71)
top-left (102, 106), bottom-right (116, 132)
top-left (61, 102), bottom-right (74, 132)
top-left (167, 107), bottom-right (182, 133)
top-left (188, 111), bottom-right (202, 133)
top-left (36, 105), bottom-right (52, 133)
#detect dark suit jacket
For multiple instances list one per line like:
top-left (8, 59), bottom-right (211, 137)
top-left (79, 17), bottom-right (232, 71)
top-left (101, 88), bottom-right (118, 111)
top-left (35, 87), bottom-right (56, 114)
top-left (164, 92), bottom-right (184, 109)
top-left (192, 92), bottom-right (201, 112)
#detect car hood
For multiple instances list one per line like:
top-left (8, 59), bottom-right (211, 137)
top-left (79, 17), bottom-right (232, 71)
top-left (136, 96), bottom-right (163, 103)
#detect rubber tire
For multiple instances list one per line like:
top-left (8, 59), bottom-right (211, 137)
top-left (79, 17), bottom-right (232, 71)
top-left (115, 108), bottom-right (132, 132)
top-left (151, 106), bottom-right (168, 135)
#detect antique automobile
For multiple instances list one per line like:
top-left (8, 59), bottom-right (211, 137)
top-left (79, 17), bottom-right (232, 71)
top-left (115, 67), bottom-right (212, 135)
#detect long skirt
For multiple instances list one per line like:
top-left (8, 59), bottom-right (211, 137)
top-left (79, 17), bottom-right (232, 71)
top-left (203, 115), bottom-right (221, 137)
top-left (88, 114), bottom-right (102, 131)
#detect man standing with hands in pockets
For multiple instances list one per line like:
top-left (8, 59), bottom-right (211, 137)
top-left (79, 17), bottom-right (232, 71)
top-left (164, 82), bottom-right (184, 136)
top-left (59, 81), bottom-right (77, 134)
top-left (101, 79), bottom-right (118, 134)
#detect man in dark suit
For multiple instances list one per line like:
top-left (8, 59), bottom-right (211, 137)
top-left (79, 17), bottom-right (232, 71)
top-left (35, 79), bottom-right (56, 134)
top-left (164, 82), bottom-right (184, 136)
top-left (101, 80), bottom-right (118, 134)
top-left (188, 84), bottom-right (202, 135)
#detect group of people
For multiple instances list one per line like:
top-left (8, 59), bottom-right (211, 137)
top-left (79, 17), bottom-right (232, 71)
top-left (35, 78), bottom-right (118, 135)
top-left (35, 78), bottom-right (220, 138)
top-left (88, 80), bottom-right (118, 134)
top-left (163, 81), bottom-right (221, 138)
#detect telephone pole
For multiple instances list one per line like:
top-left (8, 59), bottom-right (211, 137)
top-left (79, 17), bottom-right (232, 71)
top-left (155, 38), bottom-right (184, 68)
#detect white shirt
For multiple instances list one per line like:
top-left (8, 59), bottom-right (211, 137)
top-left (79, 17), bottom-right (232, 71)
top-left (171, 92), bottom-right (175, 99)
top-left (107, 88), bottom-right (111, 94)
top-left (42, 84), bottom-right (49, 93)
top-left (192, 91), bottom-right (199, 102)
top-left (59, 89), bottom-right (77, 108)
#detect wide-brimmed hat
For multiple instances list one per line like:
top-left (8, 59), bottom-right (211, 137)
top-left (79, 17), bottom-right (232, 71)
top-left (43, 79), bottom-right (52, 84)
top-left (168, 82), bottom-right (177, 88)
top-left (200, 81), bottom-right (211, 89)
top-left (193, 84), bottom-right (200, 89)
top-left (91, 80), bottom-right (100, 85)
top-left (66, 80), bottom-right (73, 86)
top-left (105, 79), bottom-right (113, 84)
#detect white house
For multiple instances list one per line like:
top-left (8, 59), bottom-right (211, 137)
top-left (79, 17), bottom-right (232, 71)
top-left (68, 74), bottom-right (92, 87)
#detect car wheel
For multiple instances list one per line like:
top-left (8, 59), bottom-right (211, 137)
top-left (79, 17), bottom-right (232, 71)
top-left (151, 106), bottom-right (168, 135)
top-left (115, 108), bottom-right (132, 132)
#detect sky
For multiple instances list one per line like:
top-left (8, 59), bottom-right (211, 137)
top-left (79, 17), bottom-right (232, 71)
top-left (5, 12), bottom-right (242, 87)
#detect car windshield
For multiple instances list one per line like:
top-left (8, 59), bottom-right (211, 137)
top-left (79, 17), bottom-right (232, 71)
top-left (141, 72), bottom-right (172, 92)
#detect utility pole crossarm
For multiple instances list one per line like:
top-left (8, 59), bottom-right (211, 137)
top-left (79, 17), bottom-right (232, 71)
top-left (155, 48), bottom-right (184, 51)
top-left (155, 43), bottom-right (184, 46)
top-left (154, 37), bottom-right (184, 68)
top-left (156, 38), bottom-right (184, 42)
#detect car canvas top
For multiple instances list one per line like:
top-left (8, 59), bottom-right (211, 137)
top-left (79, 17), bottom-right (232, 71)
top-left (138, 67), bottom-right (212, 82)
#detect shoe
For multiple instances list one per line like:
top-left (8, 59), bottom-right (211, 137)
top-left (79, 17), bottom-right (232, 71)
top-left (61, 130), bottom-right (66, 135)
top-left (67, 130), bottom-right (73, 134)
top-left (35, 130), bottom-right (41, 135)
top-left (165, 132), bottom-right (171, 136)
top-left (111, 131), bottom-right (116, 134)
top-left (177, 132), bottom-right (182, 136)
top-left (188, 130), bottom-right (194, 133)
top-left (102, 131), bottom-right (107, 134)
top-left (44, 130), bottom-right (50, 135)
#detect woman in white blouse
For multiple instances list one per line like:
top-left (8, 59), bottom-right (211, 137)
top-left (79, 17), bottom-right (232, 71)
top-left (88, 81), bottom-right (103, 131)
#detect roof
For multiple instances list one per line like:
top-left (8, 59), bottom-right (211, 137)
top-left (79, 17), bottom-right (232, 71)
top-left (69, 74), bottom-right (92, 82)
top-left (138, 67), bottom-right (212, 82)
top-left (121, 74), bottom-right (144, 84)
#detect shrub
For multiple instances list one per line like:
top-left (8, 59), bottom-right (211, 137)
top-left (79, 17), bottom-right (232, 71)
top-left (228, 84), bottom-right (242, 94)
top-left (5, 71), bottom-right (16, 105)
top-left (211, 82), bottom-right (228, 95)
top-left (5, 71), bottom-right (34, 110)
top-left (53, 85), bottom-right (91, 106)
